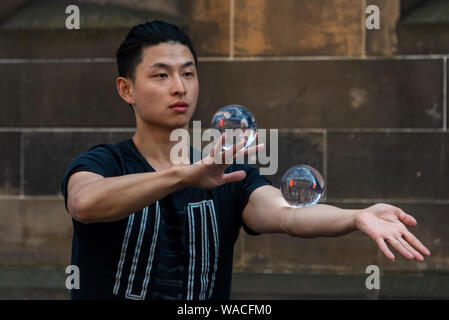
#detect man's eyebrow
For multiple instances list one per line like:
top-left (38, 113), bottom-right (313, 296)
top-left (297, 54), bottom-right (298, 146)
top-left (148, 61), bottom-right (195, 69)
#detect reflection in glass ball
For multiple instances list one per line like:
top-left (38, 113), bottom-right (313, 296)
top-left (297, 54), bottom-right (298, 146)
top-left (280, 165), bottom-right (325, 208)
top-left (211, 105), bottom-right (257, 151)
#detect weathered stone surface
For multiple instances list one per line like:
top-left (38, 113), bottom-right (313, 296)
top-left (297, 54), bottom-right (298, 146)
top-left (365, 0), bottom-right (400, 56)
top-left (0, 29), bottom-right (129, 59)
top-left (327, 132), bottom-right (449, 200)
top-left (1, 58), bottom-right (443, 128)
top-left (0, 1), bottom-right (183, 30)
top-left (195, 59), bottom-right (443, 129)
top-left (234, 0), bottom-right (364, 56)
top-left (0, 133), bottom-right (21, 195)
top-left (0, 0), bottom-right (187, 59)
top-left (401, 0), bottom-right (427, 14)
top-left (0, 0), bottom-right (27, 22)
top-left (387, 0), bottom-right (449, 55)
top-left (401, 0), bottom-right (449, 24)
top-left (23, 131), bottom-right (132, 195)
top-left (0, 62), bottom-right (135, 127)
top-left (0, 265), bottom-right (69, 300)
top-left (185, 0), bottom-right (230, 57)
top-left (396, 24), bottom-right (449, 55)
top-left (88, 0), bottom-right (184, 17)
top-left (0, 199), bottom-right (72, 265)
top-left (260, 131), bottom-right (323, 189)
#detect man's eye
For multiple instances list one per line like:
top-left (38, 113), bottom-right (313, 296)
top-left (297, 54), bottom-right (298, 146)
top-left (155, 74), bottom-right (167, 78)
top-left (184, 72), bottom-right (194, 77)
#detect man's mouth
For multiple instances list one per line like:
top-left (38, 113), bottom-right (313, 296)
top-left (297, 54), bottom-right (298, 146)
top-left (170, 102), bottom-right (189, 112)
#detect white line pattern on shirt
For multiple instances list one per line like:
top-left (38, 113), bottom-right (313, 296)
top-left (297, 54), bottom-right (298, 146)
top-left (112, 200), bottom-right (218, 300)
top-left (113, 202), bottom-right (161, 299)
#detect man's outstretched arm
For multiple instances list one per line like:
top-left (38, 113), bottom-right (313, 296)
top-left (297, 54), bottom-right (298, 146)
top-left (242, 185), bottom-right (431, 261)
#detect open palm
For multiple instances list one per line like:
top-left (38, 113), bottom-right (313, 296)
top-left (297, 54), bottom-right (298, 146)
top-left (355, 203), bottom-right (431, 261)
top-left (181, 133), bottom-right (262, 189)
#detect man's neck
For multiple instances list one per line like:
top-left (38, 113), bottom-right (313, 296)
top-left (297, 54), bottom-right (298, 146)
top-left (132, 122), bottom-right (190, 171)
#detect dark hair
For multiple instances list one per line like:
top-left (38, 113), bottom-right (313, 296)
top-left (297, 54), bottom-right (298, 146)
top-left (116, 20), bottom-right (198, 82)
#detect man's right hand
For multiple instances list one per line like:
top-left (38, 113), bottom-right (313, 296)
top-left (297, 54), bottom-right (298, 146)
top-left (180, 133), bottom-right (263, 189)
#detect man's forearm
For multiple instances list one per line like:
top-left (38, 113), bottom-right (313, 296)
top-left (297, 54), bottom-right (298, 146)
top-left (71, 166), bottom-right (186, 224)
top-left (281, 204), bottom-right (361, 238)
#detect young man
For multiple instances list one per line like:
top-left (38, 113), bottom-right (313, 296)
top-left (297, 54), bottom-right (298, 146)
top-left (61, 20), bottom-right (430, 300)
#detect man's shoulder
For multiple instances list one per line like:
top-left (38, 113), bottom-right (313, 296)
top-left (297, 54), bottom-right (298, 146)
top-left (87, 139), bottom-right (129, 152)
top-left (82, 139), bottom-right (131, 158)
top-left (67, 139), bottom-right (133, 173)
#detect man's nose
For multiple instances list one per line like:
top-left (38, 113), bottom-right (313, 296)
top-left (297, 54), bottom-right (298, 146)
top-left (171, 74), bottom-right (187, 96)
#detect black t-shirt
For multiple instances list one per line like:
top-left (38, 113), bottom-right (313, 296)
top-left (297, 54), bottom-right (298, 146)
top-left (60, 138), bottom-right (271, 300)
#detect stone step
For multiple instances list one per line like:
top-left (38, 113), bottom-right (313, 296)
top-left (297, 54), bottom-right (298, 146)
top-left (1, 265), bottom-right (447, 299)
top-left (231, 271), bottom-right (449, 299)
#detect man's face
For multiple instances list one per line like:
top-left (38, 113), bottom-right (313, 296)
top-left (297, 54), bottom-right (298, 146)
top-left (130, 42), bottom-right (199, 129)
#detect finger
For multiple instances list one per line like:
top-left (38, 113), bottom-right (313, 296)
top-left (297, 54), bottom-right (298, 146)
top-left (398, 236), bottom-right (424, 261)
top-left (211, 133), bottom-right (225, 164)
top-left (230, 131), bottom-right (259, 162)
top-left (403, 230), bottom-right (431, 256)
top-left (396, 208), bottom-right (417, 227)
top-left (386, 238), bottom-right (414, 260)
top-left (222, 170), bottom-right (246, 183)
top-left (375, 238), bottom-right (395, 261)
top-left (210, 133), bottom-right (221, 157)
top-left (234, 143), bottom-right (264, 161)
top-left (239, 143), bottom-right (264, 156)
top-left (233, 137), bottom-right (247, 155)
top-left (233, 140), bottom-right (248, 164)
top-left (223, 138), bottom-right (246, 165)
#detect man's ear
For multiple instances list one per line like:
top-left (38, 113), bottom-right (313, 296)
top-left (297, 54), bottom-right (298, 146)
top-left (116, 77), bottom-right (135, 105)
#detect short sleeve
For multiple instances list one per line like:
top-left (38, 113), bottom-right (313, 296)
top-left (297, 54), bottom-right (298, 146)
top-left (234, 165), bottom-right (273, 236)
top-left (60, 144), bottom-right (118, 212)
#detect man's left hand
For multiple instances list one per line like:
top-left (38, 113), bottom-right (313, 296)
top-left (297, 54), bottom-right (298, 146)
top-left (355, 203), bottom-right (431, 261)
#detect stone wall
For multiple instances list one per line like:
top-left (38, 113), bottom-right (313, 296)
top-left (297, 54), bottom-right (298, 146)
top-left (0, 0), bottom-right (448, 299)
